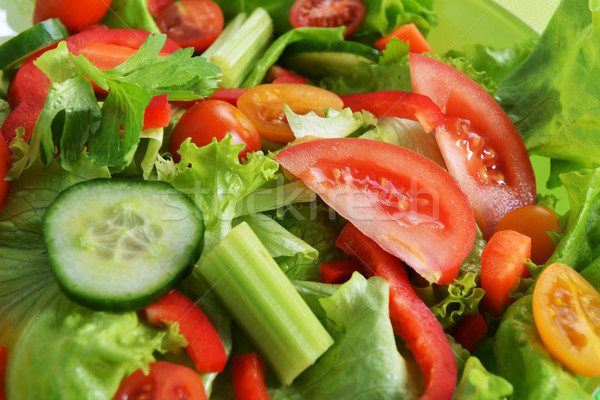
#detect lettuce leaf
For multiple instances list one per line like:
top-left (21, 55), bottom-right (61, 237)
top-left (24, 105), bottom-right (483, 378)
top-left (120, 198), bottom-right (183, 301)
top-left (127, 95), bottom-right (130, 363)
top-left (454, 357), bottom-right (513, 400)
top-left (496, 0), bottom-right (600, 180)
top-left (100, 0), bottom-right (160, 33)
top-left (272, 274), bottom-right (417, 400)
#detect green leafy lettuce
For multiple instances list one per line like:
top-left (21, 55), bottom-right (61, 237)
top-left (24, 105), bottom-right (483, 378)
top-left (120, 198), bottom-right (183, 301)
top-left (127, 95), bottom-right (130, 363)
top-left (29, 34), bottom-right (220, 170)
top-left (272, 274), bottom-right (418, 399)
top-left (496, 0), bottom-right (600, 185)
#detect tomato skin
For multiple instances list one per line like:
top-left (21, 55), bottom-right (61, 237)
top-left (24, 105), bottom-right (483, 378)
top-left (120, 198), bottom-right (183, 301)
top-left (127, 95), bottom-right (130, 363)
top-left (532, 263), bottom-right (600, 377)
top-left (274, 138), bottom-right (476, 285)
top-left (148, 0), bottom-right (174, 17)
top-left (409, 53), bottom-right (536, 239)
top-left (0, 138), bottom-right (11, 212)
top-left (0, 345), bottom-right (7, 400)
top-left (170, 100), bottom-right (261, 162)
top-left (290, 0), bottom-right (366, 38)
top-left (33, 0), bottom-right (112, 32)
top-left (451, 314), bottom-right (487, 353)
top-left (320, 259), bottom-right (364, 284)
top-left (156, 0), bottom-right (224, 52)
top-left (237, 84), bottom-right (344, 143)
top-left (113, 361), bottom-right (207, 400)
top-left (493, 205), bottom-right (561, 265)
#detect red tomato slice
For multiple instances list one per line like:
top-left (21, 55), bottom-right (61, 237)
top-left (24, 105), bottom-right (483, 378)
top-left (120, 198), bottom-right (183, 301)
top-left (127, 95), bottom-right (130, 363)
top-left (170, 100), bottom-right (261, 162)
top-left (274, 138), bottom-right (476, 285)
top-left (409, 53), bottom-right (536, 239)
top-left (33, 0), bottom-right (112, 32)
top-left (289, 0), bottom-right (366, 38)
top-left (113, 361), bottom-right (207, 400)
top-left (156, 0), bottom-right (224, 52)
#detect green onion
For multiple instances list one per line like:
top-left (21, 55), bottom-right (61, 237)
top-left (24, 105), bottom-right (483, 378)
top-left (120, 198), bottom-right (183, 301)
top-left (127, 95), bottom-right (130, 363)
top-left (201, 8), bottom-right (273, 88)
top-left (197, 222), bottom-right (333, 385)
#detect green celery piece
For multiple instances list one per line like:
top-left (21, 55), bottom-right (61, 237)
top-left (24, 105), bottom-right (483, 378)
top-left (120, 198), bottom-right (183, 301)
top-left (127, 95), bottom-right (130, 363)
top-left (203, 8), bottom-right (273, 88)
top-left (201, 12), bottom-right (246, 60)
top-left (197, 222), bottom-right (333, 385)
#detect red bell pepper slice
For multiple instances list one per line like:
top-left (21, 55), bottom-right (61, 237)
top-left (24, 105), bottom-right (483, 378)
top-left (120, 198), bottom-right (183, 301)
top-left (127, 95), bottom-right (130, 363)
top-left (374, 23), bottom-right (433, 53)
top-left (2, 29), bottom-right (180, 144)
top-left (143, 94), bottom-right (171, 129)
top-left (232, 353), bottom-right (271, 400)
top-left (336, 223), bottom-right (457, 400)
top-left (320, 259), bottom-right (365, 284)
top-left (340, 91), bottom-right (445, 133)
top-left (143, 289), bottom-right (228, 373)
top-left (265, 66), bottom-right (307, 84)
top-left (0, 345), bottom-right (7, 400)
top-left (451, 314), bottom-right (488, 353)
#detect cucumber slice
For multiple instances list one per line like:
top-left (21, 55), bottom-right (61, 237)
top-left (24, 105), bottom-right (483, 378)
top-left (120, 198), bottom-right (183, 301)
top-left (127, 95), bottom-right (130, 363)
top-left (280, 39), bottom-right (380, 79)
top-left (0, 19), bottom-right (69, 70)
top-left (43, 178), bottom-right (204, 311)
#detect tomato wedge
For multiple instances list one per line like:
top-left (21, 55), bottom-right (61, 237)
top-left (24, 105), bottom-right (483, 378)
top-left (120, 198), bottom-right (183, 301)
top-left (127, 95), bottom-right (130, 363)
top-left (274, 138), bottom-right (476, 284)
top-left (237, 84), bottom-right (343, 143)
top-left (533, 263), bottom-right (600, 377)
top-left (289, 0), bottom-right (366, 38)
top-left (409, 53), bottom-right (536, 239)
top-left (113, 361), bottom-right (207, 400)
top-left (156, 0), bottom-right (224, 52)
top-left (33, 0), bottom-right (112, 32)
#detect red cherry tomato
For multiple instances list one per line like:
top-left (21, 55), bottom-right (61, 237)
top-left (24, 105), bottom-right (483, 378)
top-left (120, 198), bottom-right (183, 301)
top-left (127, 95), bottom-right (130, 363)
top-left (410, 53), bottom-right (537, 239)
top-left (494, 205), bottom-right (561, 265)
top-left (289, 0), bottom-right (366, 38)
top-left (113, 361), bottom-right (207, 400)
top-left (170, 100), bottom-right (261, 162)
top-left (156, 0), bottom-right (224, 52)
top-left (275, 138), bottom-right (477, 285)
top-left (0, 137), bottom-right (11, 212)
top-left (33, 0), bottom-right (113, 32)
top-left (147, 0), bottom-right (174, 17)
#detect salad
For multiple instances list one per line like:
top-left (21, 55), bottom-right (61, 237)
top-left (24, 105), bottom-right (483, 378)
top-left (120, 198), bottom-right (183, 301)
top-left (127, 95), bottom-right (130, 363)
top-left (0, 0), bottom-right (599, 399)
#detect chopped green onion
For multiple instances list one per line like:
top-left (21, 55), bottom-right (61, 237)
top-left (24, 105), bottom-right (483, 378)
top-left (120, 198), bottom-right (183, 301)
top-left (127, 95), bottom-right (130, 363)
top-left (201, 8), bottom-right (273, 88)
top-left (197, 222), bottom-right (333, 385)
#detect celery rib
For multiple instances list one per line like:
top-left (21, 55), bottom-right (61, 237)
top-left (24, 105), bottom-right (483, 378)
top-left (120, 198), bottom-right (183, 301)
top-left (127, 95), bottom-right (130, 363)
top-left (197, 222), bottom-right (333, 385)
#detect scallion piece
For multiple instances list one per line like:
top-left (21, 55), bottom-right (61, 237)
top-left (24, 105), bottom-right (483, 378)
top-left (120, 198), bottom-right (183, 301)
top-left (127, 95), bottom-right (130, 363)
top-left (197, 222), bottom-right (333, 385)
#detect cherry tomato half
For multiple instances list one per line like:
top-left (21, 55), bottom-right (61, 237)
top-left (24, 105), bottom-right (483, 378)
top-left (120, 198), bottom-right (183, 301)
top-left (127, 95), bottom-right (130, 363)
top-left (532, 263), bottom-right (600, 377)
top-left (170, 100), bottom-right (261, 162)
top-left (156, 0), bottom-right (224, 52)
top-left (290, 0), bottom-right (366, 38)
top-left (33, 0), bottom-right (112, 32)
top-left (0, 135), bottom-right (12, 212)
top-left (113, 361), bottom-right (207, 400)
top-left (494, 205), bottom-right (561, 265)
top-left (237, 84), bottom-right (344, 143)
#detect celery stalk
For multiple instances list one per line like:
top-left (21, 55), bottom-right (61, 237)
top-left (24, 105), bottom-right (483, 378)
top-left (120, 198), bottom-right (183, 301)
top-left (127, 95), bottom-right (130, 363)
top-left (201, 8), bottom-right (273, 88)
top-left (197, 222), bottom-right (333, 385)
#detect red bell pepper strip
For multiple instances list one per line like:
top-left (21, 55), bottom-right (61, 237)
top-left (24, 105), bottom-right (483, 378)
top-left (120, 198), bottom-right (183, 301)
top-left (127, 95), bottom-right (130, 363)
top-left (232, 353), bottom-right (271, 400)
top-left (143, 94), bottom-right (171, 129)
top-left (336, 223), bottom-right (457, 400)
top-left (339, 91), bottom-right (445, 133)
top-left (0, 345), bottom-right (7, 400)
top-left (451, 314), bottom-right (488, 353)
top-left (143, 289), bottom-right (228, 373)
top-left (320, 259), bottom-right (365, 284)
top-left (480, 229), bottom-right (531, 317)
top-left (374, 23), bottom-right (433, 53)
top-left (265, 66), bottom-right (307, 84)
top-left (2, 29), bottom-right (180, 144)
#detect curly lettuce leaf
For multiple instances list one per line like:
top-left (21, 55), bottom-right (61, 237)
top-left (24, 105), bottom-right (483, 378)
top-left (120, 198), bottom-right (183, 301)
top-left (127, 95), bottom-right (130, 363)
top-left (496, 0), bottom-right (600, 178)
